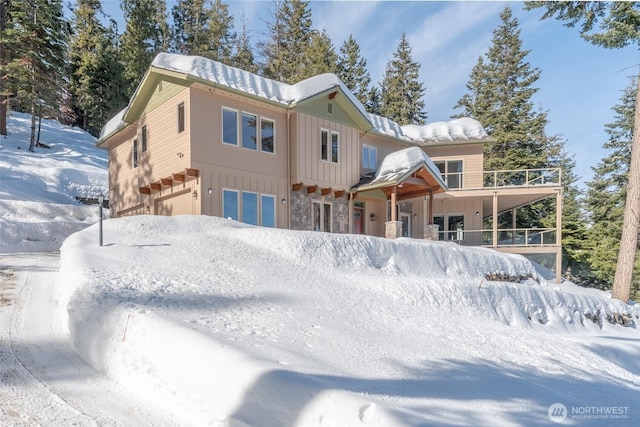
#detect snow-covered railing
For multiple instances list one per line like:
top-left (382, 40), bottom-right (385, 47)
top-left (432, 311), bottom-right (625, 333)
top-left (437, 228), bottom-right (558, 247)
top-left (441, 167), bottom-right (562, 190)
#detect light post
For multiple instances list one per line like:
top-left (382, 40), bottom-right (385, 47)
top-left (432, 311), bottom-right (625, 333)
top-left (98, 194), bottom-right (104, 246)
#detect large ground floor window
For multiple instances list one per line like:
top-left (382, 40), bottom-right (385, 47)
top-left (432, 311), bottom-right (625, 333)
top-left (313, 201), bottom-right (332, 232)
top-left (223, 189), bottom-right (276, 227)
top-left (433, 214), bottom-right (464, 241)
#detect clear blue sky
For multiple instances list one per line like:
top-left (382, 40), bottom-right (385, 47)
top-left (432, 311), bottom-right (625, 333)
top-left (90, 0), bottom-right (639, 189)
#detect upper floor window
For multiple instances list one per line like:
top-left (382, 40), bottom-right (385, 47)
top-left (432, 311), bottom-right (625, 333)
top-left (362, 145), bottom-right (377, 170)
top-left (242, 112), bottom-right (257, 150)
top-left (223, 107), bottom-right (275, 154)
top-left (177, 102), bottom-right (185, 133)
top-left (321, 129), bottom-right (339, 163)
top-left (261, 119), bottom-right (275, 153)
top-left (141, 125), bottom-right (148, 152)
top-left (222, 108), bottom-right (238, 145)
top-left (435, 160), bottom-right (463, 189)
top-left (132, 139), bottom-right (138, 169)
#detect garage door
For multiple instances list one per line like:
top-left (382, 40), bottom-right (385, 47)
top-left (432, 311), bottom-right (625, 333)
top-left (155, 191), bottom-right (193, 216)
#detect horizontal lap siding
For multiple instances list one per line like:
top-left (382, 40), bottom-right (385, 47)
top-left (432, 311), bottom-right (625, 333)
top-left (189, 87), bottom-right (289, 226)
top-left (424, 144), bottom-right (484, 188)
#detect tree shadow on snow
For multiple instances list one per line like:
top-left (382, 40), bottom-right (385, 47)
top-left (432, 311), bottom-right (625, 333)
top-left (230, 358), bottom-right (639, 426)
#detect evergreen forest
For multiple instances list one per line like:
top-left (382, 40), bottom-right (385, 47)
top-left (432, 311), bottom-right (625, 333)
top-left (0, 0), bottom-right (637, 299)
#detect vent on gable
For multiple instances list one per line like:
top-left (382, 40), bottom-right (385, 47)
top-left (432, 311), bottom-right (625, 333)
top-left (158, 81), bottom-right (163, 92)
top-left (328, 102), bottom-right (333, 114)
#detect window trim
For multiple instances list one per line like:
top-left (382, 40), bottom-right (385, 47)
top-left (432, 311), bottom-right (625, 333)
top-left (242, 191), bottom-right (259, 225)
top-left (177, 102), bottom-right (185, 133)
top-left (260, 117), bottom-right (276, 154)
top-left (312, 200), bottom-right (332, 232)
top-left (434, 159), bottom-right (464, 189)
top-left (260, 194), bottom-right (276, 227)
top-left (141, 125), bottom-right (148, 153)
top-left (331, 131), bottom-right (339, 164)
top-left (241, 111), bottom-right (258, 151)
top-left (132, 138), bottom-right (138, 169)
top-left (222, 188), bottom-right (239, 221)
top-left (222, 107), bottom-right (239, 146)
top-left (320, 129), bottom-right (329, 161)
top-left (362, 144), bottom-right (377, 170)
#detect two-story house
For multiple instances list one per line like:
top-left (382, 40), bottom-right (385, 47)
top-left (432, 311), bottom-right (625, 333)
top-left (98, 53), bottom-right (563, 282)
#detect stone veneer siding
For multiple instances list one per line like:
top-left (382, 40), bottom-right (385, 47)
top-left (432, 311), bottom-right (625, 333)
top-left (290, 188), bottom-right (350, 233)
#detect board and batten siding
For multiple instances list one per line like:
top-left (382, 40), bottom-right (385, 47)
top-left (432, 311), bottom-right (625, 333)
top-left (291, 112), bottom-right (360, 190)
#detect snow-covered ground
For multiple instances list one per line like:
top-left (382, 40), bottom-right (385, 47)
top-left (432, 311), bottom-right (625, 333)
top-left (53, 215), bottom-right (640, 426)
top-left (1, 113), bottom-right (639, 426)
top-left (0, 112), bottom-right (108, 253)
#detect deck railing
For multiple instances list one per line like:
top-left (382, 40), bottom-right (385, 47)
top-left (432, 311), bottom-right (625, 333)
top-left (441, 168), bottom-right (561, 190)
top-left (437, 228), bottom-right (558, 247)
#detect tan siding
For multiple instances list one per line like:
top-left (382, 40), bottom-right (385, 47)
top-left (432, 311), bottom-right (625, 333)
top-left (425, 144), bottom-right (484, 188)
top-left (293, 112), bottom-right (360, 190)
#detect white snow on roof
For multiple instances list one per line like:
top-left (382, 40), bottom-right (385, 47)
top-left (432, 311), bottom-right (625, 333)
top-left (100, 53), bottom-right (490, 146)
top-left (152, 53), bottom-right (290, 103)
top-left (402, 117), bottom-right (489, 143)
top-left (365, 146), bottom-right (446, 189)
top-left (99, 108), bottom-right (127, 141)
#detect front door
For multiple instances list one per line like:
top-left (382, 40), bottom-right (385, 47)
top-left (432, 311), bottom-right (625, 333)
top-left (400, 213), bottom-right (411, 237)
top-left (354, 207), bottom-right (364, 234)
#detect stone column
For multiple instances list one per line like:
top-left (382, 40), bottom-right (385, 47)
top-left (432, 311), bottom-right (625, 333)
top-left (385, 221), bottom-right (402, 239)
top-left (424, 223), bottom-right (439, 240)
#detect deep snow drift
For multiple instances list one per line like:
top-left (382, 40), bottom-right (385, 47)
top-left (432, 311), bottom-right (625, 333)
top-left (0, 112), bottom-right (107, 252)
top-left (59, 216), bottom-right (640, 426)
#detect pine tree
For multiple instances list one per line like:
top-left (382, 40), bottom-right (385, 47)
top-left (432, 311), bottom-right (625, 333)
top-left (232, 13), bottom-right (258, 73)
top-left (205, 0), bottom-right (235, 64)
top-left (69, 0), bottom-right (127, 135)
top-left (0, 0), bottom-right (8, 135)
top-left (454, 6), bottom-right (546, 173)
top-left (366, 86), bottom-right (381, 115)
top-left (337, 34), bottom-right (371, 107)
top-left (527, 0), bottom-right (640, 303)
top-left (379, 33), bottom-right (426, 125)
top-left (299, 30), bottom-right (337, 80)
top-left (585, 78), bottom-right (640, 298)
top-left (121, 0), bottom-right (168, 95)
top-left (260, 0), bottom-right (313, 84)
top-left (2, 0), bottom-right (67, 151)
top-left (171, 0), bottom-right (208, 55)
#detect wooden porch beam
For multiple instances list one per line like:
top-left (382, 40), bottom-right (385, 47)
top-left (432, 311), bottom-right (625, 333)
top-left (292, 183), bottom-right (304, 192)
top-left (174, 173), bottom-right (185, 182)
top-left (150, 182), bottom-right (162, 192)
top-left (335, 190), bottom-right (345, 198)
top-left (161, 177), bottom-right (173, 187)
top-left (186, 168), bottom-right (199, 178)
top-left (307, 185), bottom-right (318, 194)
top-left (139, 186), bottom-right (151, 195)
top-left (321, 187), bottom-right (332, 196)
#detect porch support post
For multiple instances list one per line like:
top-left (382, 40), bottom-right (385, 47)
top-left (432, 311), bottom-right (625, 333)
top-left (391, 186), bottom-right (397, 222)
top-left (385, 185), bottom-right (402, 239)
top-left (428, 190), bottom-right (433, 224)
top-left (492, 191), bottom-right (498, 248)
top-left (555, 189), bottom-right (563, 284)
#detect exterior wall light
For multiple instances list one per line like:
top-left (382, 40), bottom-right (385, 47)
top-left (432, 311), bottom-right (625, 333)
top-left (281, 198), bottom-right (287, 204)
top-left (208, 188), bottom-right (213, 195)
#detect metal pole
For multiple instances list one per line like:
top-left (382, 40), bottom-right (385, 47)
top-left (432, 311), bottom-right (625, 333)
top-left (98, 195), bottom-right (103, 246)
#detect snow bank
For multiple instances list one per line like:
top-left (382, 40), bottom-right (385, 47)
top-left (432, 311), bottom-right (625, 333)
top-left (0, 112), bottom-right (108, 252)
top-left (59, 216), bottom-right (640, 426)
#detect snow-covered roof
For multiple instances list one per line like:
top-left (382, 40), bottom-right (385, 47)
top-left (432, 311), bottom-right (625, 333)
top-left (352, 146), bottom-right (447, 193)
top-left (402, 118), bottom-right (489, 144)
top-left (98, 53), bottom-right (491, 146)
